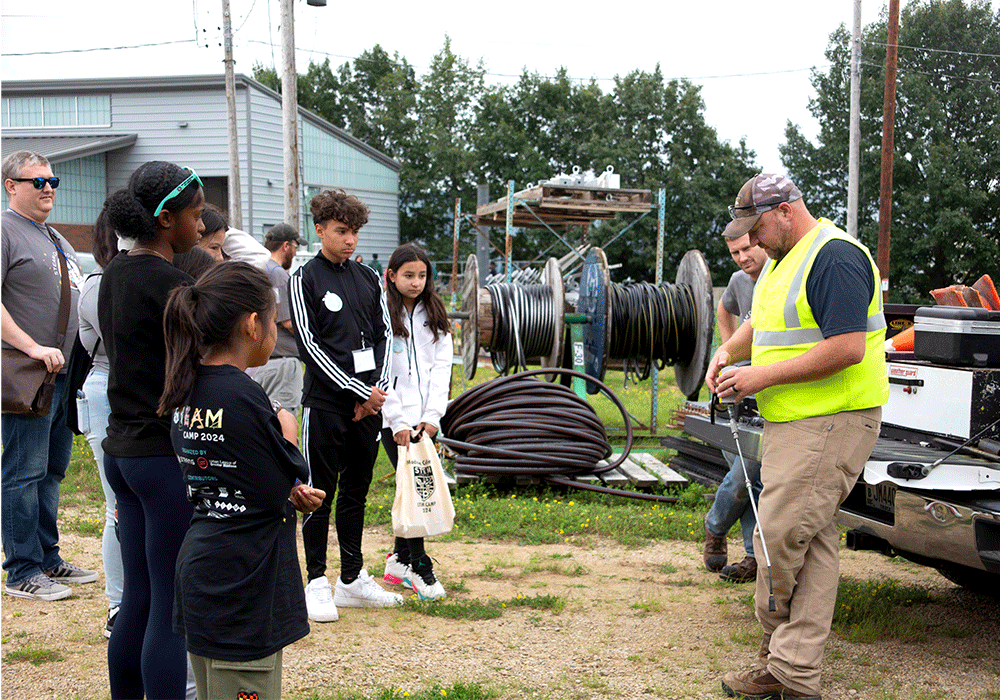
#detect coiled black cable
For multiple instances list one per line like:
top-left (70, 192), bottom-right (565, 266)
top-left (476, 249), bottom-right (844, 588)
top-left (483, 278), bottom-right (696, 385)
top-left (439, 368), bottom-right (678, 503)
top-left (608, 281), bottom-right (697, 383)
top-left (486, 283), bottom-right (556, 375)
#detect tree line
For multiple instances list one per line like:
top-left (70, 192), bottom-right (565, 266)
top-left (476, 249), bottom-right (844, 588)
top-left (255, 0), bottom-right (999, 302)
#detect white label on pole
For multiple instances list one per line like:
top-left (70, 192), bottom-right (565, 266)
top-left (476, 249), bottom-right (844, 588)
top-left (881, 279), bottom-right (889, 291)
top-left (573, 341), bottom-right (584, 368)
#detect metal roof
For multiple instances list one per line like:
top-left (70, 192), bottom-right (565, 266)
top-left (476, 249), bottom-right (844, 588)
top-left (1, 133), bottom-right (138, 163)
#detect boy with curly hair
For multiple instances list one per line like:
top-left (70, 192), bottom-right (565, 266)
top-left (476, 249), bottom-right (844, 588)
top-left (289, 190), bottom-right (402, 621)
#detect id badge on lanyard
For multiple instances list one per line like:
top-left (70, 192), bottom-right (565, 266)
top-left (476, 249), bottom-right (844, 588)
top-left (353, 331), bottom-right (375, 373)
top-left (353, 347), bottom-right (375, 373)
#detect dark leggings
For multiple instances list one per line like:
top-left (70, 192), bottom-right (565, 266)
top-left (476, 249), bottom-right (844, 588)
top-left (302, 408), bottom-right (381, 583)
top-left (104, 453), bottom-right (193, 700)
top-left (380, 428), bottom-right (427, 565)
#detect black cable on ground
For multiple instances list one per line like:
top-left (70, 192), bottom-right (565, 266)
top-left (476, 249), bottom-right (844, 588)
top-left (439, 368), bottom-right (679, 503)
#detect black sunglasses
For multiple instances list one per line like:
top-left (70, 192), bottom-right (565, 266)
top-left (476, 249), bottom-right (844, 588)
top-left (10, 177), bottom-right (60, 190)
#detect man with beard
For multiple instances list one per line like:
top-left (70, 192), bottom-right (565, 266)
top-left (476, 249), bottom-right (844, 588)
top-left (707, 173), bottom-right (888, 699)
top-left (254, 223), bottom-right (308, 416)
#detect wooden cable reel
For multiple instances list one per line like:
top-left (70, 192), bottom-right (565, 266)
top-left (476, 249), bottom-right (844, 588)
top-left (577, 247), bottom-right (715, 399)
top-left (460, 255), bottom-right (564, 381)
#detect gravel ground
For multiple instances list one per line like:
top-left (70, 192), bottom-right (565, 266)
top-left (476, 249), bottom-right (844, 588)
top-left (2, 527), bottom-right (997, 700)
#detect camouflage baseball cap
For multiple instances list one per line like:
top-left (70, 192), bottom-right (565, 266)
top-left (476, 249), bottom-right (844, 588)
top-left (725, 173), bottom-right (802, 239)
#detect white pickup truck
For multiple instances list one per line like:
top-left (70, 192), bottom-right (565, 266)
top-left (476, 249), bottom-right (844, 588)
top-left (673, 356), bottom-right (1000, 596)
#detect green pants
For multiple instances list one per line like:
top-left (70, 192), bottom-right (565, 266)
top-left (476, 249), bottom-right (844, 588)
top-left (188, 649), bottom-right (282, 700)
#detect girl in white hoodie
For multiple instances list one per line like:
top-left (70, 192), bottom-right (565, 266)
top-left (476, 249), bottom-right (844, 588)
top-left (380, 243), bottom-right (453, 600)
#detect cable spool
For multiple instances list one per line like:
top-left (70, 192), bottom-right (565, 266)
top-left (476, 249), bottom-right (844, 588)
top-left (607, 281), bottom-right (696, 381)
top-left (460, 249), bottom-right (713, 399)
top-left (460, 256), bottom-right (564, 380)
top-left (579, 247), bottom-right (714, 399)
top-left (460, 254), bottom-right (480, 380)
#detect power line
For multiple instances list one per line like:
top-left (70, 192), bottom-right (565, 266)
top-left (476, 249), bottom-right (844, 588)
top-left (865, 40), bottom-right (1000, 60)
top-left (6, 39), bottom-right (198, 56)
top-left (235, 0), bottom-right (259, 33)
top-left (858, 59), bottom-right (998, 84)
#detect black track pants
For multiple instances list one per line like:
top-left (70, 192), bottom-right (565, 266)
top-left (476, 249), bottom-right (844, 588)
top-left (302, 408), bottom-right (381, 583)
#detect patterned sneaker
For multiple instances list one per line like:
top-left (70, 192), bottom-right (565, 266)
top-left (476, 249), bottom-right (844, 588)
top-left (304, 576), bottom-right (339, 622)
top-left (45, 561), bottom-right (98, 584)
top-left (334, 569), bottom-right (404, 608)
top-left (383, 553), bottom-right (410, 586)
top-left (4, 572), bottom-right (72, 601)
top-left (405, 557), bottom-right (446, 601)
top-left (104, 605), bottom-right (120, 639)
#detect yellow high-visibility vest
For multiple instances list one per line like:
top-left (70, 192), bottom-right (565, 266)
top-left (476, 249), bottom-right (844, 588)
top-left (750, 220), bottom-right (889, 422)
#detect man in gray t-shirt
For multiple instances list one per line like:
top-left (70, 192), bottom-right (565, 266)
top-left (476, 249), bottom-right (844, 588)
top-left (703, 229), bottom-right (768, 583)
top-left (1, 150), bottom-right (97, 602)
top-left (255, 223), bottom-right (307, 415)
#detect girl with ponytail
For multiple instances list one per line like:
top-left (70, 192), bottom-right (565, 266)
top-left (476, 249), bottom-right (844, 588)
top-left (98, 161), bottom-right (204, 699)
top-left (160, 262), bottom-right (323, 698)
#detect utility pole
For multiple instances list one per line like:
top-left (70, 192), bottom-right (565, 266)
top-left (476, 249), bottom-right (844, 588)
top-left (222, 0), bottom-right (243, 230)
top-left (877, 0), bottom-right (900, 302)
top-left (847, 0), bottom-right (862, 239)
top-left (280, 0), bottom-right (300, 232)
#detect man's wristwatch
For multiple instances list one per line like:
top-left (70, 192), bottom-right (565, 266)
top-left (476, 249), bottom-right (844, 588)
top-left (271, 400), bottom-right (283, 414)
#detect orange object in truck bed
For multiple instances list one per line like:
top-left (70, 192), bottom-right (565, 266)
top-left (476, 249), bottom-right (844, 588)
top-left (958, 285), bottom-right (988, 308)
top-left (972, 274), bottom-right (999, 311)
top-left (929, 285), bottom-right (967, 306)
top-left (885, 324), bottom-right (915, 351)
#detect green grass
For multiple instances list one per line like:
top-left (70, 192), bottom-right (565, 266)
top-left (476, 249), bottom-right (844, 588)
top-left (2, 647), bottom-right (65, 666)
top-left (399, 593), bottom-right (564, 620)
top-left (832, 578), bottom-right (933, 643)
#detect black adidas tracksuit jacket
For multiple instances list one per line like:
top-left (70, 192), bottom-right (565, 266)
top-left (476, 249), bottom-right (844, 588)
top-left (289, 254), bottom-right (392, 415)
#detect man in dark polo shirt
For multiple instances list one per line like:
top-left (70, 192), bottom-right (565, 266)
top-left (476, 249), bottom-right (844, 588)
top-left (254, 223), bottom-right (307, 416)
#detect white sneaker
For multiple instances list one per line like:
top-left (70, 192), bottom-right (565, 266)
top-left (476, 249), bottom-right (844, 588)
top-left (405, 566), bottom-right (447, 601)
top-left (383, 553), bottom-right (411, 586)
top-left (304, 576), bottom-right (339, 622)
top-left (334, 569), bottom-right (404, 608)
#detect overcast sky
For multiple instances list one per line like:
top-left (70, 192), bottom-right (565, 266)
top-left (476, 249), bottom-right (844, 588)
top-left (4, 1), bottom-right (995, 179)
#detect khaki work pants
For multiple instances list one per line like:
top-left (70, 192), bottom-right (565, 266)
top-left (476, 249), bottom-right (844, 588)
top-left (754, 407), bottom-right (881, 696)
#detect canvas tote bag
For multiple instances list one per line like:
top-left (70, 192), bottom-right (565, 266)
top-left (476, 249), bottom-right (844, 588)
top-left (391, 431), bottom-right (455, 538)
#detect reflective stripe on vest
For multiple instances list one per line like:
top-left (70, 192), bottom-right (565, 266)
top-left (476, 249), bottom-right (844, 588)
top-left (750, 222), bottom-right (889, 422)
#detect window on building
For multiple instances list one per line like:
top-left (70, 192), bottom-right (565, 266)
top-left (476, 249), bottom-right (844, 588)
top-left (2, 95), bottom-right (111, 128)
top-left (50, 154), bottom-right (106, 224)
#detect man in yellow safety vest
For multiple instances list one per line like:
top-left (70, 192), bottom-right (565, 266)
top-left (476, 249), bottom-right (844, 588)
top-left (706, 173), bottom-right (889, 700)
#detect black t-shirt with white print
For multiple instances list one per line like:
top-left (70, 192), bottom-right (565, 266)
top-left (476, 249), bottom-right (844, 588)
top-left (170, 364), bottom-right (310, 661)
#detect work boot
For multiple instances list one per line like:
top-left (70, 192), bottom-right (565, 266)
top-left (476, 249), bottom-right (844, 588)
top-left (703, 517), bottom-right (728, 572)
top-left (719, 555), bottom-right (757, 583)
top-left (756, 632), bottom-right (771, 668)
top-left (721, 668), bottom-right (820, 699)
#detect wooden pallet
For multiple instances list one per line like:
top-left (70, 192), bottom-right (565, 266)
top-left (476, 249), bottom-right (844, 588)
top-left (475, 184), bottom-right (653, 229)
top-left (449, 452), bottom-right (687, 491)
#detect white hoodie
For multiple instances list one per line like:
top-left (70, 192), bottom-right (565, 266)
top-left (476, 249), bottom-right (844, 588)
top-left (381, 300), bottom-right (453, 435)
